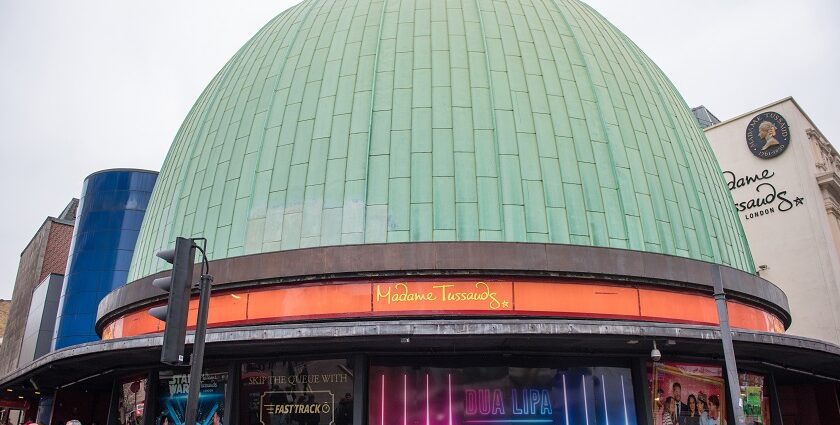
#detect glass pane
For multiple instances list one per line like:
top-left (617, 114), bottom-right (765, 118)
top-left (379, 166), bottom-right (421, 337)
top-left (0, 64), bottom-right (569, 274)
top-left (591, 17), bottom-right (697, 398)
top-left (369, 365), bottom-right (637, 425)
top-left (649, 363), bottom-right (725, 425)
top-left (240, 359), bottom-right (355, 425)
top-left (118, 377), bottom-right (147, 425)
top-left (156, 371), bottom-right (228, 425)
top-left (739, 372), bottom-right (768, 425)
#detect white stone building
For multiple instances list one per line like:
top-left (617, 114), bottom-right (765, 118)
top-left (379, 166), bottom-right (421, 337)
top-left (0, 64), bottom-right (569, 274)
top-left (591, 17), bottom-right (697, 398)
top-left (705, 97), bottom-right (840, 344)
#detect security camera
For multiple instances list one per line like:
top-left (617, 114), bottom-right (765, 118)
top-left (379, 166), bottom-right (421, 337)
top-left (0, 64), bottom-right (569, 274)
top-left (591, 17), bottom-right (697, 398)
top-left (651, 341), bottom-right (662, 362)
top-left (651, 348), bottom-right (662, 362)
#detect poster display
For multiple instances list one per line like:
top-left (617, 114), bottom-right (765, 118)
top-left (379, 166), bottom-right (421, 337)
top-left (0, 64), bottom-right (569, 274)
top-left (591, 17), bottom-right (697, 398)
top-left (369, 365), bottom-right (637, 425)
top-left (738, 373), bottom-right (769, 425)
top-left (156, 372), bottom-right (227, 425)
top-left (650, 363), bottom-right (725, 425)
top-left (239, 359), bottom-right (355, 425)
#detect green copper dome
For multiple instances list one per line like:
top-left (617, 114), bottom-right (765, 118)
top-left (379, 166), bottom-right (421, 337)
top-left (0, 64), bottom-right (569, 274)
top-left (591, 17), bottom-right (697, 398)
top-left (129, 0), bottom-right (753, 280)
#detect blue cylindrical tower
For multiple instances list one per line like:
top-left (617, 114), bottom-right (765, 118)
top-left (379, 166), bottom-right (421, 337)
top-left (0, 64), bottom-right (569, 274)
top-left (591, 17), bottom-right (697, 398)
top-left (52, 169), bottom-right (157, 349)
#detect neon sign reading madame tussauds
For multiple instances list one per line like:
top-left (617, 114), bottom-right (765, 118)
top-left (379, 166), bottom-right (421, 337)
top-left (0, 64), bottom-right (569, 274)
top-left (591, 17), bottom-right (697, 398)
top-left (375, 282), bottom-right (504, 309)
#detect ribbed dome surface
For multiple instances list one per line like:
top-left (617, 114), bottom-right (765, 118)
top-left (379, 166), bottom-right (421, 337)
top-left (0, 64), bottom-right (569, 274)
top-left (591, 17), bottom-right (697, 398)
top-left (129, 0), bottom-right (753, 281)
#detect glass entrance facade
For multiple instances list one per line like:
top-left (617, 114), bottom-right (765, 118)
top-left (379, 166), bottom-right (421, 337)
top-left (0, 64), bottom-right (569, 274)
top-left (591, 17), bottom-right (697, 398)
top-left (109, 354), bottom-right (786, 425)
top-left (123, 356), bottom-right (655, 425)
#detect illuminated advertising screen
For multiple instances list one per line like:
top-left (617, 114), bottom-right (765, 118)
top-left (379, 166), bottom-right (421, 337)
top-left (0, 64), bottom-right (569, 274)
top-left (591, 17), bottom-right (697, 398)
top-left (369, 365), bottom-right (637, 425)
top-left (239, 359), bottom-right (355, 425)
top-left (156, 372), bottom-right (227, 425)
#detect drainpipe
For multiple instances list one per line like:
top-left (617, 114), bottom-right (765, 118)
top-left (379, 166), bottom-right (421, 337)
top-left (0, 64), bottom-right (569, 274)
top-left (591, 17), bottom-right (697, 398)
top-left (713, 266), bottom-right (746, 425)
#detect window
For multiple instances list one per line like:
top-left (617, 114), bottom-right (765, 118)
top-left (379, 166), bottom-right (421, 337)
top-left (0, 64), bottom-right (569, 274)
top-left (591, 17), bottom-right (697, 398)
top-left (370, 364), bottom-right (637, 425)
top-left (156, 371), bottom-right (227, 425)
top-left (240, 359), bottom-right (354, 425)
top-left (118, 377), bottom-right (147, 425)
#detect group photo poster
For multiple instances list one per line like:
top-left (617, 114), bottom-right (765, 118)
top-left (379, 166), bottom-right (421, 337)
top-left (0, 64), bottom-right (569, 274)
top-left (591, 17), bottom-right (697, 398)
top-left (651, 363), bottom-right (726, 425)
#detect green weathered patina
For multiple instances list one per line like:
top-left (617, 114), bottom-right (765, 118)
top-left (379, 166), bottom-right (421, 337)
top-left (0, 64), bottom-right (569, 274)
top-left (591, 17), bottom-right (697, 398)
top-left (129, 0), bottom-right (753, 281)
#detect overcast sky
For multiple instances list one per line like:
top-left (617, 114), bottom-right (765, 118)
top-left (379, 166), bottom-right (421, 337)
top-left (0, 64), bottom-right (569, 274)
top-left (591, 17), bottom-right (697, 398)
top-left (0, 1), bottom-right (838, 299)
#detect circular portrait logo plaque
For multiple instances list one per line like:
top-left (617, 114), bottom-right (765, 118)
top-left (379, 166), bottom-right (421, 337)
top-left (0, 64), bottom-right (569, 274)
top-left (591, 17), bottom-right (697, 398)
top-left (746, 111), bottom-right (790, 159)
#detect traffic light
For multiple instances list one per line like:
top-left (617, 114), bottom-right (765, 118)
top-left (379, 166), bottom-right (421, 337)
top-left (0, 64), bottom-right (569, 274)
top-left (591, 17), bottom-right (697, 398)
top-left (149, 237), bottom-right (196, 365)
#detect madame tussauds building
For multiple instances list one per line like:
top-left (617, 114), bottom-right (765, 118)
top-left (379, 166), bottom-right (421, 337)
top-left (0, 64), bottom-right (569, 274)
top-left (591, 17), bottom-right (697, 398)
top-left (3, 1), bottom-right (840, 425)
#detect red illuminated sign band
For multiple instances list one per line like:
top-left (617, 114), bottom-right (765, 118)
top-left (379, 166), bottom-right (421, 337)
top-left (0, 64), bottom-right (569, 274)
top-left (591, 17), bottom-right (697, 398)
top-left (101, 278), bottom-right (785, 339)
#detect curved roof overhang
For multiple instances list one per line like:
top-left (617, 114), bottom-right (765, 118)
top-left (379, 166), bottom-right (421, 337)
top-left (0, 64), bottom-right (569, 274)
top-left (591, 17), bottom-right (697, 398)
top-left (1, 318), bottom-right (839, 393)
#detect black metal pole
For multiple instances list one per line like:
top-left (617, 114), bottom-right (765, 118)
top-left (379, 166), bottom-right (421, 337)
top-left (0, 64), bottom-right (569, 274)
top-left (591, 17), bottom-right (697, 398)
top-left (712, 267), bottom-right (746, 425)
top-left (765, 372), bottom-right (784, 425)
top-left (144, 371), bottom-right (158, 425)
top-left (184, 273), bottom-right (213, 425)
top-left (631, 357), bottom-right (653, 425)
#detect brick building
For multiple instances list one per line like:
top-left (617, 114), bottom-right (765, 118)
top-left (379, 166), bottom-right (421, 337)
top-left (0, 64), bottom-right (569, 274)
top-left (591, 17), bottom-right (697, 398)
top-left (0, 200), bottom-right (77, 375)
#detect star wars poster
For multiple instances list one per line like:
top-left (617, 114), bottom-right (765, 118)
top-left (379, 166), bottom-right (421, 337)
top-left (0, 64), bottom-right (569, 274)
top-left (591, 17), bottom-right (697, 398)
top-left (157, 372), bottom-right (227, 425)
